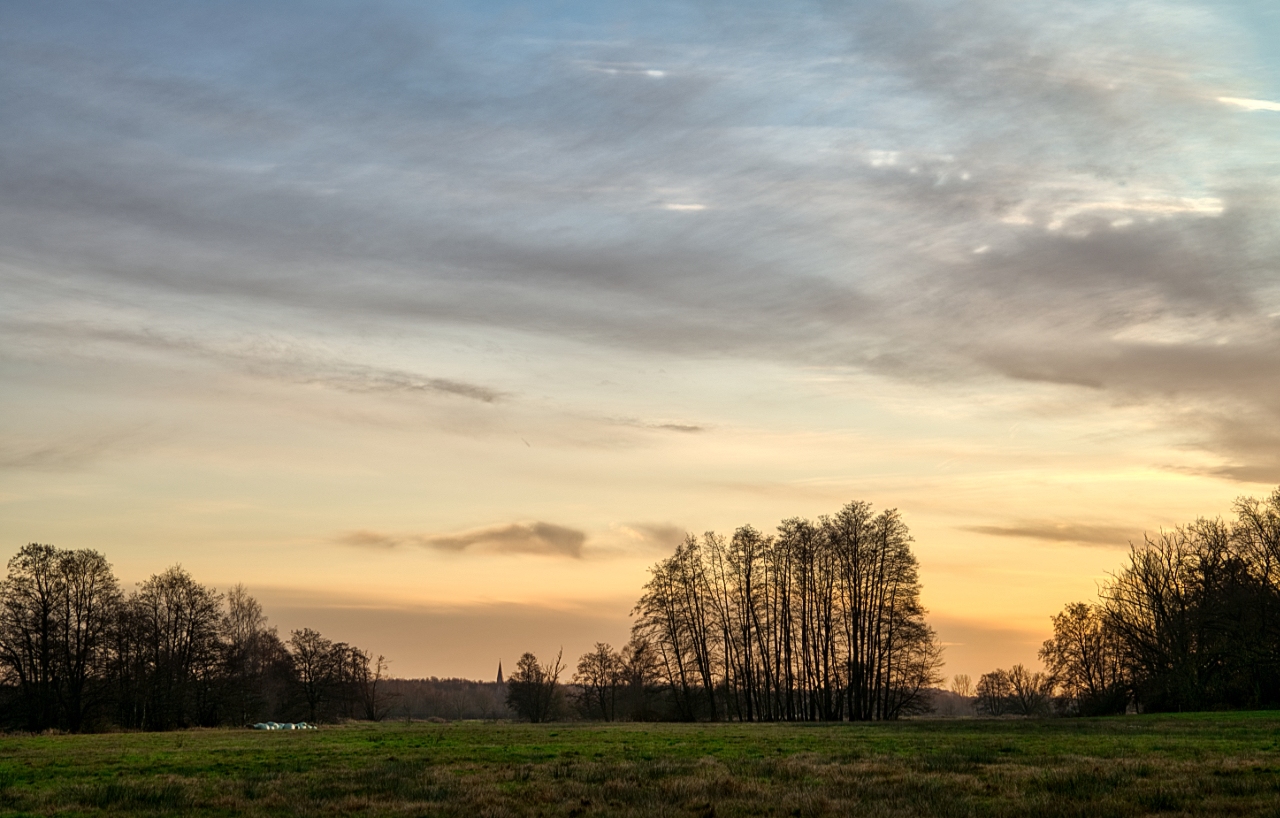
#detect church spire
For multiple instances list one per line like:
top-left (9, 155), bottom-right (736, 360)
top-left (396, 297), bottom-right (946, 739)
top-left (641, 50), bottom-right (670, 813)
top-left (496, 660), bottom-right (504, 684)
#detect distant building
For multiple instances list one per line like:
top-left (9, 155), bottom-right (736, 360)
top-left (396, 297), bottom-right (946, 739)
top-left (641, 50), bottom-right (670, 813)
top-left (496, 661), bottom-right (504, 685)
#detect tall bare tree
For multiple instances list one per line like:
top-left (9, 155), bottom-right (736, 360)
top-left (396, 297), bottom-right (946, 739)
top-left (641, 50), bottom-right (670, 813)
top-left (121, 566), bottom-right (223, 729)
top-left (1040, 602), bottom-right (1126, 715)
top-left (573, 642), bottom-right (623, 721)
top-left (976, 669), bottom-right (1011, 716)
top-left (288, 628), bottom-right (333, 723)
top-left (506, 650), bottom-right (564, 723)
top-left (352, 648), bottom-right (393, 721)
top-left (0, 544), bottom-right (121, 731)
top-left (1006, 664), bottom-right (1053, 716)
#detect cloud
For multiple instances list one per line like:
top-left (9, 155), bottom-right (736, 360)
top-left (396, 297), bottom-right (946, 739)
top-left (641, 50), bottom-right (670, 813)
top-left (0, 430), bottom-right (150, 471)
top-left (962, 520), bottom-right (1141, 547)
top-left (5, 320), bottom-right (503, 404)
top-left (426, 522), bottom-right (587, 557)
top-left (3, 0), bottom-right (1280, 477)
top-left (292, 366), bottom-right (501, 403)
top-left (615, 522), bottom-right (687, 552)
top-left (1217, 96), bottom-right (1280, 112)
top-left (338, 522), bottom-right (588, 558)
top-left (335, 530), bottom-right (401, 550)
top-left (604, 416), bottom-right (707, 434)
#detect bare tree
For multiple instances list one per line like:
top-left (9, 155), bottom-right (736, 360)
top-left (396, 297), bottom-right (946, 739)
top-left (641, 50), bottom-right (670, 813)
top-left (284, 630), bottom-right (381, 723)
top-left (1006, 664), bottom-right (1053, 716)
top-left (951, 674), bottom-right (973, 698)
top-left (1040, 602), bottom-right (1126, 715)
top-left (288, 628), bottom-right (333, 723)
top-left (0, 544), bottom-right (120, 730)
top-left (573, 642), bottom-right (623, 721)
top-left (632, 535), bottom-right (719, 720)
top-left (976, 669), bottom-right (1011, 716)
top-left (506, 650), bottom-right (565, 722)
top-left (619, 637), bottom-right (662, 720)
top-left (122, 565), bottom-right (224, 729)
top-left (221, 585), bottom-right (291, 725)
top-left (1101, 523), bottom-right (1236, 712)
top-left (0, 544), bottom-right (62, 730)
top-left (355, 650), bottom-right (394, 721)
top-left (55, 548), bottom-right (120, 731)
top-left (0, 544), bottom-right (391, 731)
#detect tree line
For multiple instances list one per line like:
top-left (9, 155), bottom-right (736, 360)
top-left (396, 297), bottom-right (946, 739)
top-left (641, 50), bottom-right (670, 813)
top-left (971, 488), bottom-right (1280, 717)
top-left (0, 544), bottom-right (390, 732)
top-left (505, 501), bottom-right (944, 722)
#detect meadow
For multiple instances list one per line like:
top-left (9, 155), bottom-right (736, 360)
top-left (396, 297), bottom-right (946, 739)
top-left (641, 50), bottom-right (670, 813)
top-left (4, 714), bottom-right (1280, 817)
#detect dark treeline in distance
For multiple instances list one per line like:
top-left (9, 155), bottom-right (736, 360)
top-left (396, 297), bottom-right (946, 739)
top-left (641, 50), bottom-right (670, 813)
top-left (0, 544), bottom-right (390, 732)
top-left (383, 678), bottom-right (511, 721)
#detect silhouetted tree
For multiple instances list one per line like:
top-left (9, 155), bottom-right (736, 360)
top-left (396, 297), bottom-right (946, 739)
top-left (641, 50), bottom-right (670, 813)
top-left (1040, 602), bottom-right (1126, 715)
top-left (506, 650), bottom-right (564, 722)
top-left (619, 637), bottom-right (663, 720)
top-left (1006, 664), bottom-right (1053, 716)
top-left (0, 543), bottom-right (388, 731)
top-left (0, 544), bottom-right (121, 731)
top-left (1103, 520), bottom-right (1264, 711)
top-left (573, 642), bottom-right (623, 721)
top-left (119, 566), bottom-right (224, 729)
top-left (355, 650), bottom-right (393, 721)
top-left (220, 585), bottom-right (292, 724)
top-left (288, 628), bottom-right (332, 723)
top-left (976, 669), bottom-right (1011, 716)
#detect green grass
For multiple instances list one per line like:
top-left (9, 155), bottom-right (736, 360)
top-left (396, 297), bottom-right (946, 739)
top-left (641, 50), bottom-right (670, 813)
top-left (4, 713), bottom-right (1280, 816)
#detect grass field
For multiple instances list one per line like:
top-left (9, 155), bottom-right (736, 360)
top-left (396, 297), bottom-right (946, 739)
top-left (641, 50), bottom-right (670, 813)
top-left (4, 714), bottom-right (1280, 816)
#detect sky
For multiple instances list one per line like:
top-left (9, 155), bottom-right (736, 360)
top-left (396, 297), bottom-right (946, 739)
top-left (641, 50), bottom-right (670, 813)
top-left (3, 0), bottom-right (1280, 682)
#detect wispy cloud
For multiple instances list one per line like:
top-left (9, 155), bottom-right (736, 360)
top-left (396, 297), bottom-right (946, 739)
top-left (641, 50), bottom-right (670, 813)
top-left (338, 522), bottom-right (588, 558)
top-left (614, 522), bottom-right (687, 552)
top-left (335, 530), bottom-right (401, 550)
top-left (0, 429), bottom-right (151, 471)
top-left (5, 321), bottom-right (503, 404)
top-left (962, 521), bottom-right (1141, 547)
top-left (1217, 96), bottom-right (1280, 112)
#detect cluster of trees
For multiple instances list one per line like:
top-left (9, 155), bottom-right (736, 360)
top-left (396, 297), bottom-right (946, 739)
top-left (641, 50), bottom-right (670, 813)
top-left (970, 665), bottom-right (1055, 717)
top-left (505, 503), bottom-right (945, 724)
top-left (569, 641), bottom-right (665, 721)
top-left (0, 544), bottom-right (388, 732)
top-left (40, 488), bottom-right (1279, 727)
top-left (504, 651), bottom-right (566, 723)
top-left (624, 501), bottom-right (942, 721)
top-left (500, 640), bottom-right (667, 723)
top-left (503, 643), bottom-right (664, 722)
top-left (974, 488), bottom-right (1280, 717)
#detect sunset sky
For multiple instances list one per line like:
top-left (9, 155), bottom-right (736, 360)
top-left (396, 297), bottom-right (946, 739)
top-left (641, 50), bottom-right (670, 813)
top-left (3, 0), bottom-right (1280, 682)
